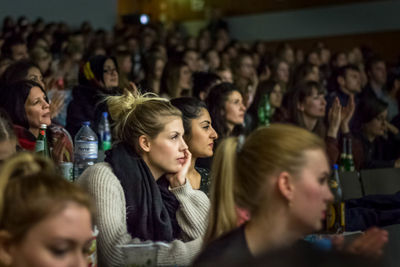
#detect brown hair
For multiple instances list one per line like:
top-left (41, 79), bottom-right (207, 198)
top-left (106, 90), bottom-right (182, 153)
top-left (0, 153), bottom-right (94, 242)
top-left (204, 124), bottom-right (325, 244)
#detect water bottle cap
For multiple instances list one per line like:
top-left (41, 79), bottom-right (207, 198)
top-left (82, 121), bottom-right (91, 126)
top-left (102, 112), bottom-right (108, 117)
top-left (39, 124), bottom-right (47, 129)
top-left (333, 164), bottom-right (339, 170)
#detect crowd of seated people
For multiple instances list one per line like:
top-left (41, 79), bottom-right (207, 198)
top-left (0, 14), bottom-right (399, 266)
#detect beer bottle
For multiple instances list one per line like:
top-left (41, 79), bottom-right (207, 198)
top-left (346, 138), bottom-right (355, 172)
top-left (339, 137), bottom-right (347, 172)
top-left (258, 94), bottom-right (271, 127)
top-left (326, 164), bottom-right (345, 234)
top-left (35, 124), bottom-right (50, 158)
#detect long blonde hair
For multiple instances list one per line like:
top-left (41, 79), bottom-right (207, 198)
top-left (106, 90), bottom-right (182, 153)
top-left (204, 124), bottom-right (325, 244)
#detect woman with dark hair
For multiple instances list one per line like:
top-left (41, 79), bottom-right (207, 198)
top-left (66, 55), bottom-right (121, 137)
top-left (139, 51), bottom-right (166, 94)
top-left (160, 59), bottom-right (192, 98)
top-left (1, 80), bottom-right (73, 163)
top-left (171, 97), bottom-right (218, 196)
top-left (206, 82), bottom-right (246, 141)
top-left (352, 97), bottom-right (400, 169)
top-left (192, 72), bottom-right (221, 101)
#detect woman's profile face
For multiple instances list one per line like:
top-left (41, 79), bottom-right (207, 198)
top-left (269, 84), bottom-right (283, 108)
top-left (146, 117), bottom-right (188, 176)
top-left (6, 203), bottom-right (93, 267)
top-left (24, 86), bottom-right (51, 130)
top-left (186, 108), bottom-right (218, 158)
top-left (224, 91), bottom-right (246, 126)
top-left (102, 59), bottom-right (119, 89)
top-left (298, 87), bottom-right (326, 119)
top-left (276, 62), bottom-right (289, 84)
top-left (154, 59), bottom-right (165, 80)
top-left (178, 65), bottom-right (192, 91)
top-left (364, 109), bottom-right (387, 138)
top-left (289, 149), bottom-right (333, 233)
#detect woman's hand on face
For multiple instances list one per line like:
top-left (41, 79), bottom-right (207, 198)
top-left (336, 227), bottom-right (388, 259)
top-left (165, 149), bottom-right (192, 188)
top-left (124, 82), bottom-right (139, 95)
top-left (327, 97), bottom-right (342, 138)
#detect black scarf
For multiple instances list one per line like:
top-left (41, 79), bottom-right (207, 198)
top-left (105, 143), bottom-right (181, 242)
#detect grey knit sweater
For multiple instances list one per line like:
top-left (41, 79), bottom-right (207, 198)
top-left (77, 163), bottom-right (210, 267)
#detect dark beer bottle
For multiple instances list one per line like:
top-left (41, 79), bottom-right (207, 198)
top-left (326, 164), bottom-right (345, 234)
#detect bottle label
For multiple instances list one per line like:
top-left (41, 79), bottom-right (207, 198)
top-left (75, 141), bottom-right (98, 159)
top-left (326, 204), bottom-right (336, 229)
top-left (35, 140), bottom-right (44, 152)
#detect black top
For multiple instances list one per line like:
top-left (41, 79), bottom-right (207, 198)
top-left (196, 166), bottom-right (211, 197)
top-left (193, 225), bottom-right (252, 266)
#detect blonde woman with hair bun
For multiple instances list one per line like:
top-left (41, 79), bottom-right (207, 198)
top-left (0, 153), bottom-right (94, 267)
top-left (77, 90), bottom-right (209, 266)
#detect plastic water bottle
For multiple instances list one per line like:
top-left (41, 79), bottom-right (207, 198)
top-left (98, 112), bottom-right (112, 151)
top-left (74, 121), bottom-right (98, 179)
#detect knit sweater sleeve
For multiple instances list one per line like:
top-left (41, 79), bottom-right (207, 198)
top-left (170, 180), bottom-right (210, 240)
top-left (77, 163), bottom-right (204, 267)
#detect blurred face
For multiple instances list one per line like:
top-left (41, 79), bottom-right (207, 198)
top-left (37, 54), bottom-right (52, 74)
top-left (102, 59), bottom-right (119, 88)
top-left (364, 109), bottom-right (387, 139)
top-left (25, 86), bottom-right (51, 130)
top-left (283, 48), bottom-right (295, 65)
top-left (298, 87), bottom-right (326, 118)
top-left (217, 69), bottom-right (233, 83)
top-left (146, 117), bottom-right (189, 176)
top-left (305, 66), bottom-right (320, 82)
top-left (183, 51), bottom-right (199, 72)
top-left (154, 59), bottom-right (165, 80)
top-left (206, 50), bottom-right (220, 70)
top-left (239, 56), bottom-right (254, 80)
top-left (119, 56), bottom-right (132, 74)
top-left (27, 67), bottom-right (45, 89)
top-left (269, 84), bottom-right (283, 108)
top-left (336, 53), bottom-right (348, 68)
top-left (186, 108), bottom-right (218, 158)
top-left (370, 61), bottom-right (387, 86)
top-left (7, 203), bottom-right (93, 267)
top-left (224, 91), bottom-right (246, 126)
top-left (0, 139), bottom-right (17, 162)
top-left (178, 65), bottom-right (192, 90)
top-left (276, 62), bottom-right (290, 84)
top-left (11, 44), bottom-right (28, 61)
top-left (307, 52), bottom-right (320, 66)
top-left (290, 149), bottom-right (333, 233)
top-left (343, 69), bottom-right (361, 93)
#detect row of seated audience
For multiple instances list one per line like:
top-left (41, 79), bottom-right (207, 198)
top-left (0, 15), bottom-right (398, 266)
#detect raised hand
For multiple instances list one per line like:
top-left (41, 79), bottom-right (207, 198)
top-left (327, 97), bottom-right (342, 138)
top-left (340, 94), bottom-right (355, 133)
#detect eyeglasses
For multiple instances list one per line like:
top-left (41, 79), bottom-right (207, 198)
top-left (103, 68), bottom-right (117, 74)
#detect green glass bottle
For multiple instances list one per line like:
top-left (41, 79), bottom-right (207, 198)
top-left (258, 94), bottom-right (271, 127)
top-left (346, 138), bottom-right (355, 172)
top-left (339, 137), bottom-right (347, 172)
top-left (35, 124), bottom-right (50, 158)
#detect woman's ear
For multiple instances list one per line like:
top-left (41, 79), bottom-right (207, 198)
top-left (277, 171), bottom-right (295, 203)
top-left (0, 230), bottom-right (14, 266)
top-left (138, 135), bottom-right (151, 153)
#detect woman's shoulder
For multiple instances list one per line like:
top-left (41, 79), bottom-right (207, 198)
top-left (77, 162), bottom-right (119, 186)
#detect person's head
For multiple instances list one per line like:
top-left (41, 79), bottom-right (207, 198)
top-left (366, 57), bottom-right (387, 87)
top-left (2, 80), bottom-right (50, 132)
top-left (249, 80), bottom-right (283, 119)
top-left (354, 97), bottom-right (388, 140)
top-left (205, 124), bottom-right (331, 244)
top-left (80, 55), bottom-right (119, 89)
top-left (287, 81), bottom-right (326, 126)
top-left (114, 49), bottom-right (132, 75)
top-left (192, 72), bottom-right (221, 100)
top-left (336, 64), bottom-right (361, 94)
top-left (29, 46), bottom-right (52, 75)
top-left (294, 63), bottom-right (320, 85)
top-left (331, 52), bottom-right (348, 69)
top-left (143, 52), bottom-right (166, 81)
top-left (215, 67), bottom-right (233, 83)
top-left (0, 109), bottom-right (17, 162)
top-left (160, 59), bottom-right (192, 98)
top-left (232, 53), bottom-right (255, 81)
top-left (107, 91), bottom-right (188, 178)
top-left (1, 60), bottom-right (44, 89)
top-left (276, 43), bottom-right (294, 66)
top-left (182, 49), bottom-right (199, 72)
top-left (306, 50), bottom-right (320, 66)
top-left (205, 49), bottom-right (220, 71)
top-left (0, 153), bottom-right (94, 267)
top-left (206, 82), bottom-right (246, 138)
top-left (272, 59), bottom-right (290, 84)
top-left (171, 97), bottom-right (218, 159)
top-left (1, 35), bottom-right (28, 61)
